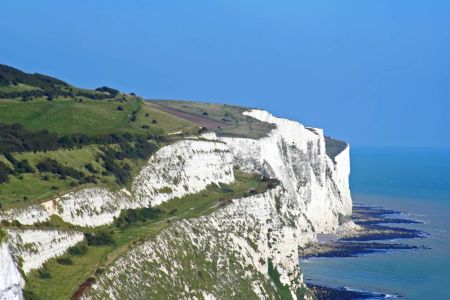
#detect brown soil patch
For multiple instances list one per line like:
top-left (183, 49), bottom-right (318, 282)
top-left (147, 102), bottom-right (231, 129)
top-left (70, 277), bottom-right (96, 300)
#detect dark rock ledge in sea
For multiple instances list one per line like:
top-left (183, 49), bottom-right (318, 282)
top-left (307, 284), bottom-right (401, 300)
top-left (300, 205), bottom-right (428, 259)
top-left (300, 205), bottom-right (429, 299)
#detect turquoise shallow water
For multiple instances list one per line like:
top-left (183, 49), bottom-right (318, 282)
top-left (301, 147), bottom-right (450, 299)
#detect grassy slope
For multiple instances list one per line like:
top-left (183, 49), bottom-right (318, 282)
top-left (0, 80), bottom-right (198, 208)
top-left (22, 171), bottom-right (272, 299)
top-left (0, 97), bottom-right (196, 137)
top-left (0, 146), bottom-right (116, 208)
top-left (0, 83), bottom-right (41, 93)
top-left (150, 100), bottom-right (275, 139)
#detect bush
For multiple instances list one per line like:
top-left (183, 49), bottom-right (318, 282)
top-left (84, 163), bottom-right (97, 173)
top-left (3, 153), bottom-right (34, 175)
top-left (114, 207), bottom-right (162, 228)
top-left (0, 162), bottom-right (10, 183)
top-left (69, 181), bottom-right (78, 188)
top-left (100, 140), bottom-right (157, 185)
top-left (36, 158), bottom-right (84, 180)
top-left (0, 123), bottom-right (60, 153)
top-left (0, 228), bottom-right (7, 243)
top-left (14, 159), bottom-right (33, 173)
top-left (11, 220), bottom-right (22, 227)
top-left (84, 229), bottom-right (114, 246)
top-left (38, 270), bottom-right (52, 279)
top-left (56, 257), bottom-right (73, 265)
top-left (95, 86), bottom-right (119, 96)
top-left (68, 242), bottom-right (88, 256)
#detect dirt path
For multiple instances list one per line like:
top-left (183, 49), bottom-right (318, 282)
top-left (146, 101), bottom-right (230, 129)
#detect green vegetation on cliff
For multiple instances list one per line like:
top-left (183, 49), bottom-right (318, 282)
top-left (20, 171), bottom-right (277, 299)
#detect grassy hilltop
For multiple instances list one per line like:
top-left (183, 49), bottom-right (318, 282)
top-left (0, 65), bottom-right (199, 208)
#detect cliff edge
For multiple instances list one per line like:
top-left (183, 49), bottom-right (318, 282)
top-left (1, 108), bottom-right (352, 300)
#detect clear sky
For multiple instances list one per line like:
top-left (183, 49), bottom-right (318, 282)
top-left (1, 0), bottom-right (448, 148)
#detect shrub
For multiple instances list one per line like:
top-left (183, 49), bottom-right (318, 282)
top-left (0, 228), bottom-right (7, 243)
top-left (38, 270), bottom-right (52, 279)
top-left (68, 242), bottom-right (88, 256)
top-left (84, 163), bottom-right (97, 173)
top-left (37, 158), bottom-right (84, 180)
top-left (56, 257), bottom-right (73, 265)
top-left (84, 229), bottom-right (114, 246)
top-left (3, 153), bottom-right (34, 175)
top-left (95, 86), bottom-right (119, 96)
top-left (0, 162), bottom-right (10, 183)
top-left (69, 181), bottom-right (78, 188)
top-left (114, 207), bottom-right (161, 227)
top-left (11, 220), bottom-right (22, 227)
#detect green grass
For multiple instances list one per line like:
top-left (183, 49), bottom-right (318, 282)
top-left (0, 83), bottom-right (41, 93)
top-left (0, 146), bottom-right (118, 208)
top-left (0, 227), bottom-right (6, 243)
top-left (136, 102), bottom-right (197, 136)
top-left (15, 145), bottom-right (104, 171)
top-left (150, 100), bottom-right (275, 139)
top-left (0, 97), bottom-right (196, 137)
top-left (0, 142), bottom-right (161, 208)
top-left (22, 171), bottom-right (274, 299)
top-left (268, 259), bottom-right (293, 300)
top-left (0, 97), bottom-right (198, 209)
top-left (0, 173), bottom-right (75, 208)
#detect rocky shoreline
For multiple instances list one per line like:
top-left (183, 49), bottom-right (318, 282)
top-left (301, 205), bottom-right (428, 299)
top-left (307, 284), bottom-right (400, 299)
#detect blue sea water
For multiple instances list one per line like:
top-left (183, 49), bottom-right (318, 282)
top-left (301, 147), bottom-right (450, 299)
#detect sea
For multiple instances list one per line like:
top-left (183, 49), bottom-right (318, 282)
top-left (301, 147), bottom-right (450, 299)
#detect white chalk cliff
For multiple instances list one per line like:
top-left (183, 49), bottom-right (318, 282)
top-left (0, 109), bottom-right (352, 300)
top-left (0, 242), bottom-right (23, 300)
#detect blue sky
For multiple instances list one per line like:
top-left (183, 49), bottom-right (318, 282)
top-left (1, 0), bottom-right (448, 148)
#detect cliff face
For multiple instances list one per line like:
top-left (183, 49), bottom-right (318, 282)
top-left (0, 243), bottom-right (23, 300)
top-left (82, 110), bottom-right (352, 299)
top-left (7, 229), bottom-right (84, 274)
top-left (0, 109), bottom-right (352, 300)
top-left (223, 109), bottom-right (352, 234)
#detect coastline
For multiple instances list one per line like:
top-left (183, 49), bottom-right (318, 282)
top-left (301, 197), bottom-right (431, 299)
